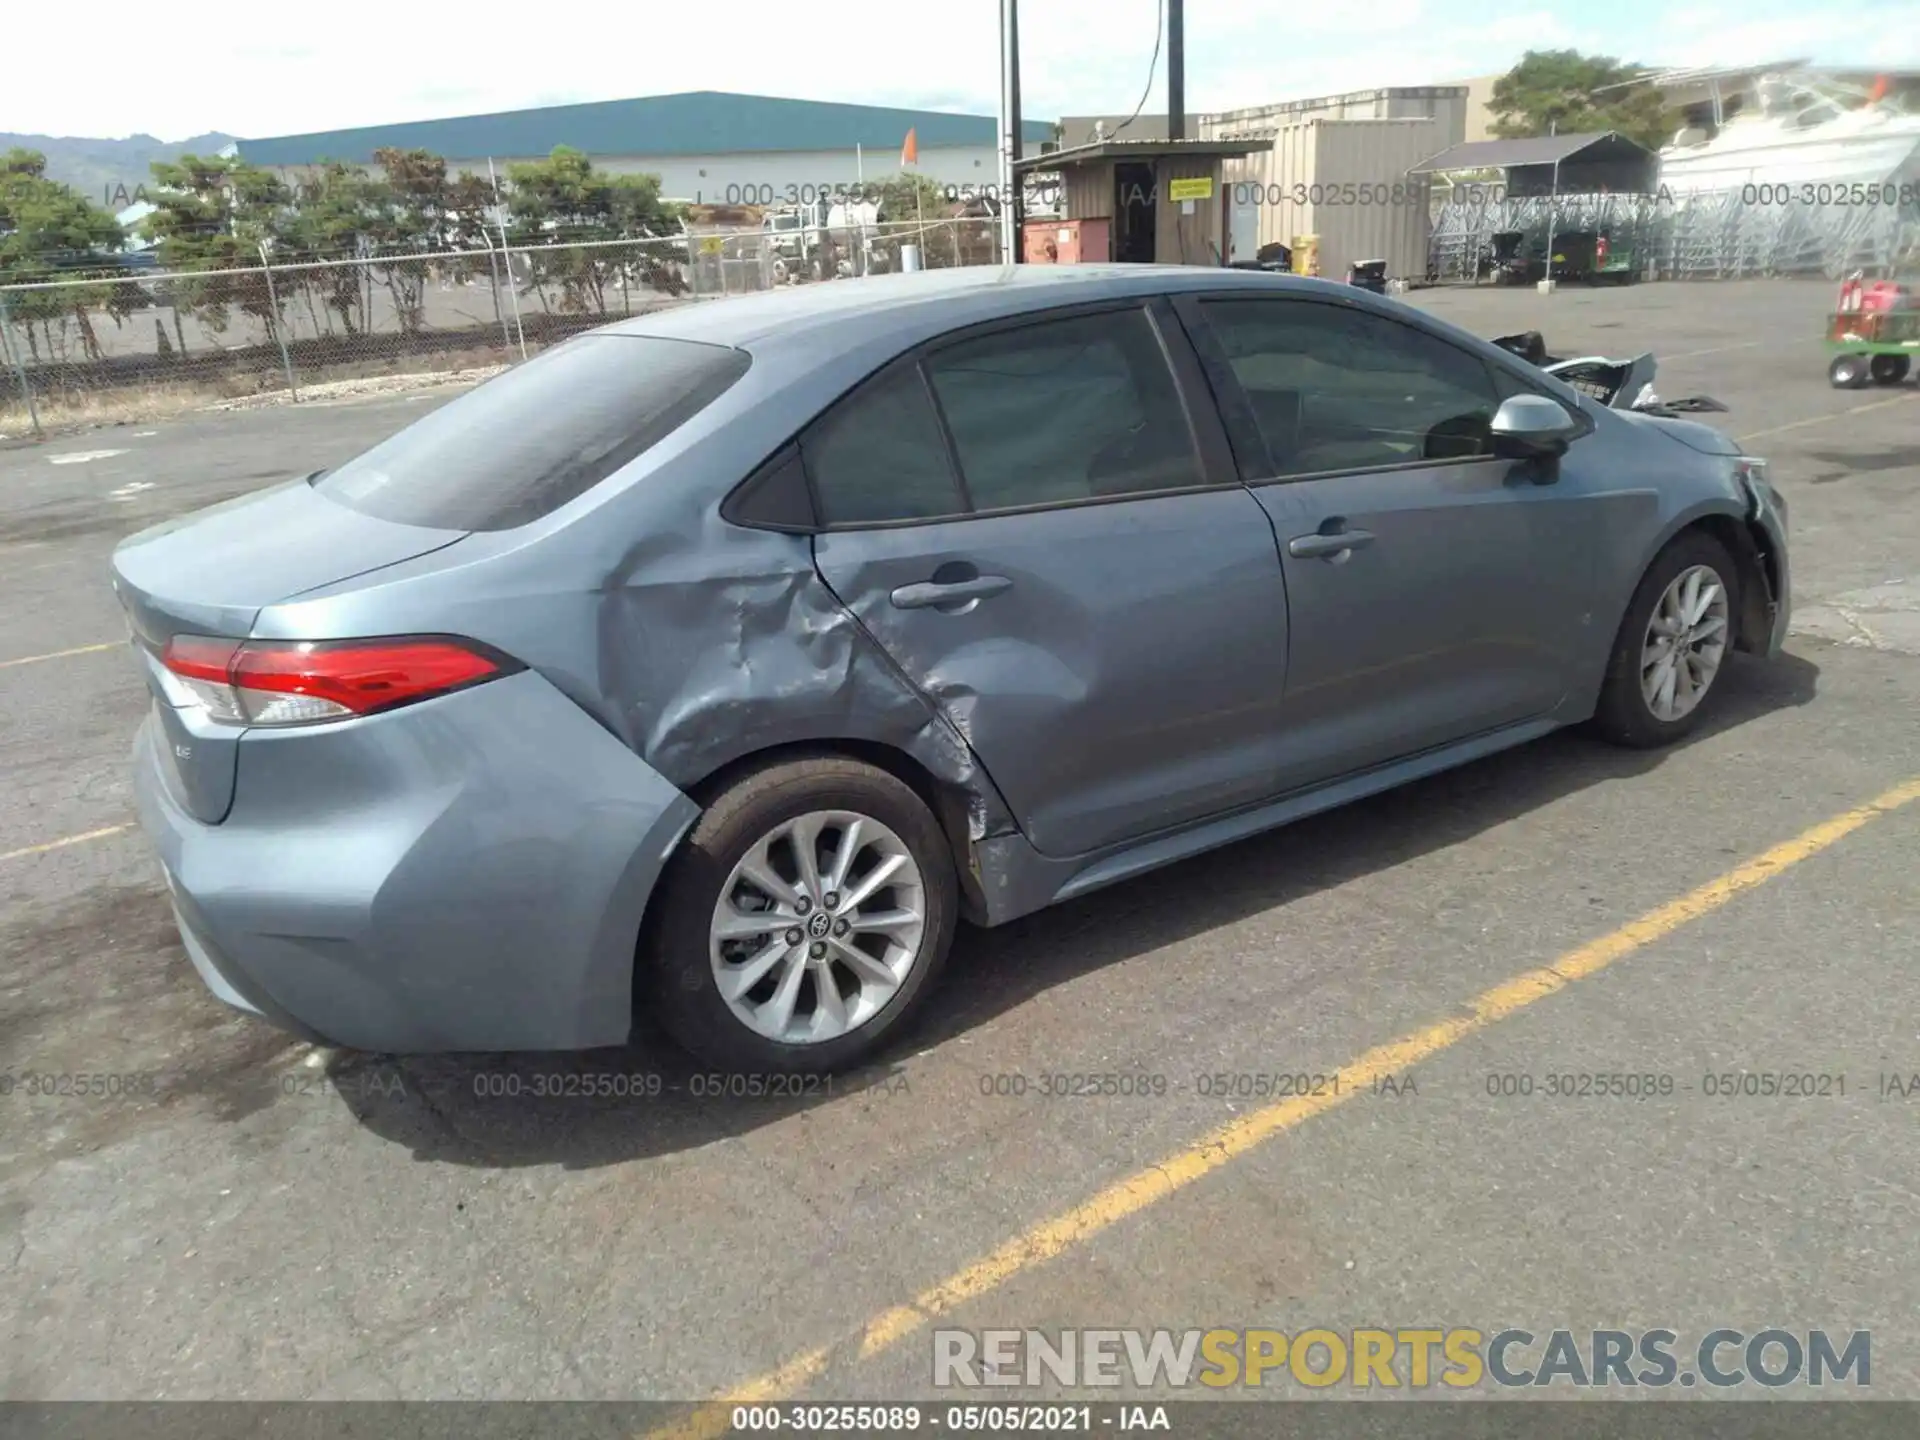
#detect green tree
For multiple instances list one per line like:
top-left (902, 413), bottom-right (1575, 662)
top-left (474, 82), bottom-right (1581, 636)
top-left (435, 167), bottom-right (514, 323)
top-left (368, 148), bottom-right (459, 332)
top-left (279, 160), bottom-right (388, 334)
top-left (277, 150), bottom-right (505, 339)
top-left (503, 147), bottom-right (681, 315)
top-left (1489, 50), bottom-right (1677, 150)
top-left (0, 148), bottom-right (132, 361)
top-left (141, 154), bottom-right (293, 350)
top-left (870, 171), bottom-right (950, 224)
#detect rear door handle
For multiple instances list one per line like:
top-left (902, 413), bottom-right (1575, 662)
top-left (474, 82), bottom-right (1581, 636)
top-left (1288, 528), bottom-right (1375, 559)
top-left (889, 575), bottom-right (1013, 610)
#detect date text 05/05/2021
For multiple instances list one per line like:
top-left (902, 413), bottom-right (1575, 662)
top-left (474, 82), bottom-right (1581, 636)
top-left (728, 1404), bottom-right (1170, 1433)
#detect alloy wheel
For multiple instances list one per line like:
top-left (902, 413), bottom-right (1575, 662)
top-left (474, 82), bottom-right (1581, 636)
top-left (708, 810), bottom-right (928, 1045)
top-left (1641, 563), bottom-right (1730, 723)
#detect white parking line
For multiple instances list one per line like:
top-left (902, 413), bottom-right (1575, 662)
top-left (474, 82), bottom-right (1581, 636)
top-left (1742, 391), bottom-right (1920, 442)
top-left (1663, 342), bottom-right (1765, 360)
top-left (47, 449), bottom-right (129, 465)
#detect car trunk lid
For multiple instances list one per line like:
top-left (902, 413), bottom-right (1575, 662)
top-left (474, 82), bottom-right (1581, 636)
top-left (112, 478), bottom-right (466, 823)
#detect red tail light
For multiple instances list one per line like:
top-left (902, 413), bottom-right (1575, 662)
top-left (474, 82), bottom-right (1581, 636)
top-left (161, 636), bottom-right (516, 727)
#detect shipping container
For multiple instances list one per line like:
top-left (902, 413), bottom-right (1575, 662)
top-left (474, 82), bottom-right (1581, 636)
top-left (1219, 118), bottom-right (1444, 281)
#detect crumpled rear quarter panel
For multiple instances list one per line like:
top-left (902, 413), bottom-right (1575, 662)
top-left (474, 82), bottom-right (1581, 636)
top-left (137, 670), bottom-right (699, 1053)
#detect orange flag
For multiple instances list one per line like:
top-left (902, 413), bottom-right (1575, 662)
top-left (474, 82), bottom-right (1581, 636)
top-left (901, 128), bottom-right (919, 166)
top-left (1868, 75), bottom-right (1890, 103)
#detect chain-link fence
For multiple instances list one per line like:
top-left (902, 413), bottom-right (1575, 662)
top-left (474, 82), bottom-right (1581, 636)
top-left (1427, 191), bottom-right (1920, 285)
top-left (0, 218), bottom-right (1004, 436)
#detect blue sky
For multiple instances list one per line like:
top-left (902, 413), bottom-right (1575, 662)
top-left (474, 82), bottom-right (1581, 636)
top-left (9, 0), bottom-right (1920, 140)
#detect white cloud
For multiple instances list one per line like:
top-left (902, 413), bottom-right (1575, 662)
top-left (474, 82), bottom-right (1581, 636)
top-left (6, 0), bottom-right (1917, 141)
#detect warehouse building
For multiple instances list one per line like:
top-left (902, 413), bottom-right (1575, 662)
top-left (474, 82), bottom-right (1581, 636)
top-left (1205, 85), bottom-right (1473, 150)
top-left (238, 92), bottom-right (1057, 205)
top-left (1437, 76), bottom-right (1503, 143)
top-left (1055, 114), bottom-right (1204, 147)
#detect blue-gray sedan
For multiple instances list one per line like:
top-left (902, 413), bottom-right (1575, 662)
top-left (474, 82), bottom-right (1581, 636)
top-left (112, 265), bottom-right (1790, 1071)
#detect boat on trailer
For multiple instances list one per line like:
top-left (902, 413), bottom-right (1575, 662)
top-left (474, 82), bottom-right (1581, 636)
top-left (1647, 65), bottom-right (1920, 196)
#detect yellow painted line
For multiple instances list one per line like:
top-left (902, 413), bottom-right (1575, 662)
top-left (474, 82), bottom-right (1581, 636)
top-left (1742, 390), bottom-right (1919, 442)
top-left (0, 825), bottom-right (132, 864)
top-left (645, 775), bottom-right (1920, 1439)
top-left (0, 641), bottom-right (118, 671)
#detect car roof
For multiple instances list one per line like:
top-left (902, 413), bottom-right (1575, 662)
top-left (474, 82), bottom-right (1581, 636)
top-left (602, 265), bottom-right (1368, 356)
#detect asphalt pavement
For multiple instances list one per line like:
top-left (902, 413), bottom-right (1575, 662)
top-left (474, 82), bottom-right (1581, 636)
top-left (2, 277), bottom-right (1917, 1417)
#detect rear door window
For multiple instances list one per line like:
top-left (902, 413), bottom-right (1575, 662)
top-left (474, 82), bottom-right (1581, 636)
top-left (803, 367), bottom-right (967, 526)
top-left (925, 308), bottom-right (1203, 510)
top-left (314, 335), bottom-right (750, 531)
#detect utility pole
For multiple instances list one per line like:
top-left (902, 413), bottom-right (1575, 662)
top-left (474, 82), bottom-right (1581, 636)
top-left (1168, 0), bottom-right (1185, 140)
top-left (1008, 0), bottom-right (1023, 262)
top-left (999, 0), bottom-right (1022, 263)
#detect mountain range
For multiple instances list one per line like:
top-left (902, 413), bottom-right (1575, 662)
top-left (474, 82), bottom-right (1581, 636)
top-left (1, 131), bottom-right (239, 209)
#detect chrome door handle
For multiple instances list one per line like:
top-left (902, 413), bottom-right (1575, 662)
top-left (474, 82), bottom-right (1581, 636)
top-left (889, 575), bottom-right (1013, 609)
top-left (1288, 528), bottom-right (1375, 559)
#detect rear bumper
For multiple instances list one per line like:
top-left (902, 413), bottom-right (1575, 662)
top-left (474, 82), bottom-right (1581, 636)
top-left (134, 670), bottom-right (700, 1053)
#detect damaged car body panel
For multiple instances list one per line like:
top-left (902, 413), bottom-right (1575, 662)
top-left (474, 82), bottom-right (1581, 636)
top-left (125, 265), bottom-right (1793, 1062)
top-left (397, 275), bottom-right (1761, 926)
top-left (810, 489), bottom-right (1298, 865)
top-left (254, 318), bottom-right (1030, 938)
top-left (1486, 330), bottom-right (1789, 662)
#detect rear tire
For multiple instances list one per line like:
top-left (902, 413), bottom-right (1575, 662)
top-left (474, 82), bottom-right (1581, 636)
top-left (646, 757), bottom-right (958, 1073)
top-left (1591, 532), bottom-right (1740, 749)
top-left (1869, 354), bottom-right (1910, 385)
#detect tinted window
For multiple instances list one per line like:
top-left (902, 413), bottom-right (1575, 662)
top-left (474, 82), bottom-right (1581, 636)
top-left (804, 367), bottom-right (965, 526)
top-left (925, 308), bottom-right (1202, 510)
top-left (1200, 300), bottom-right (1503, 476)
top-left (314, 335), bottom-right (749, 531)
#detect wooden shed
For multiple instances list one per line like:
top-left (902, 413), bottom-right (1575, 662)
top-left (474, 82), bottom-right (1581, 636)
top-left (1013, 137), bottom-right (1272, 266)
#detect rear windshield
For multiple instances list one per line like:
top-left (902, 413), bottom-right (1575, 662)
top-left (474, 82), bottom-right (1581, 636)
top-left (313, 335), bottom-right (750, 531)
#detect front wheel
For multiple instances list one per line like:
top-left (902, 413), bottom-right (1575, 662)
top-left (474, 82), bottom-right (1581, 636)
top-left (1829, 353), bottom-right (1872, 389)
top-left (646, 757), bottom-right (958, 1073)
top-left (1869, 354), bottom-right (1910, 385)
top-left (1591, 533), bottom-right (1740, 749)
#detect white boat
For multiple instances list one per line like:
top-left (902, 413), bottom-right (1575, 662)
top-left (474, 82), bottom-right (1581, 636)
top-left (1658, 71), bottom-right (1920, 196)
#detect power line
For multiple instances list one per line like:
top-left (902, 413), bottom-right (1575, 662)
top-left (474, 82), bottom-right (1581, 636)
top-left (1109, 0), bottom-right (1165, 138)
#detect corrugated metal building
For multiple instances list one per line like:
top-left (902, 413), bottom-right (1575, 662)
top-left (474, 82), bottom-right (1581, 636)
top-left (1055, 114), bottom-right (1203, 147)
top-left (1434, 75), bottom-right (1503, 143)
top-left (1200, 86), bottom-right (1466, 279)
top-left (237, 92), bottom-right (1056, 204)
top-left (1205, 86), bottom-right (1469, 148)
top-left (1217, 118), bottom-right (1446, 279)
